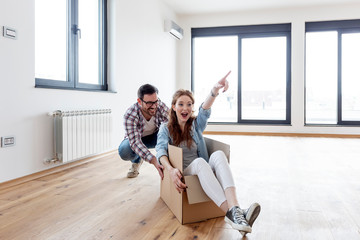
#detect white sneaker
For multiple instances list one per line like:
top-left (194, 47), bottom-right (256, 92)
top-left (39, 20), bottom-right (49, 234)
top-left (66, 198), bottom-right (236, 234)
top-left (127, 160), bottom-right (143, 178)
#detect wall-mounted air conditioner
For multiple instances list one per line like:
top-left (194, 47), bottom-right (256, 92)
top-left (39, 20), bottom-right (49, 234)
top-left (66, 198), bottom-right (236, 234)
top-left (164, 19), bottom-right (183, 40)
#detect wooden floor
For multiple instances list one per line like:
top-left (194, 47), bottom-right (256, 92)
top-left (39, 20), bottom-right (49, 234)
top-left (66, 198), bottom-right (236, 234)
top-left (1, 135), bottom-right (360, 240)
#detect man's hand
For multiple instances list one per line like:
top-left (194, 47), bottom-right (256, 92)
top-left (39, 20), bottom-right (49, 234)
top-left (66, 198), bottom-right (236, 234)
top-left (150, 156), bottom-right (164, 179)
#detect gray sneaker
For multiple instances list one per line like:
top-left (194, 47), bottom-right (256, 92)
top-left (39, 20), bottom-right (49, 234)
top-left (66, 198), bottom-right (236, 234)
top-left (225, 206), bottom-right (252, 233)
top-left (243, 202), bottom-right (261, 226)
top-left (239, 202), bottom-right (261, 236)
top-left (127, 160), bottom-right (143, 178)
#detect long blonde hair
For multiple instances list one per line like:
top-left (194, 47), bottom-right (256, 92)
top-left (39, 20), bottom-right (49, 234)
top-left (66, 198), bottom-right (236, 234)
top-left (168, 89), bottom-right (195, 148)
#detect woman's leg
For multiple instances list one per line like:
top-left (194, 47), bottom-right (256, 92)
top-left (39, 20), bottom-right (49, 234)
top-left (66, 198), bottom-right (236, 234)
top-left (185, 156), bottom-right (252, 233)
top-left (209, 151), bottom-right (257, 233)
top-left (183, 158), bottom-right (227, 209)
top-left (208, 150), bottom-right (239, 209)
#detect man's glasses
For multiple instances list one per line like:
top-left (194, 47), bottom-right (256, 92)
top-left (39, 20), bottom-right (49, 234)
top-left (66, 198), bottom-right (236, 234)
top-left (141, 98), bottom-right (160, 107)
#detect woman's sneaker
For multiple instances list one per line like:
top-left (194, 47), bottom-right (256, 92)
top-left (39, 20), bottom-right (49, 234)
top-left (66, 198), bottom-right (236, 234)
top-left (225, 206), bottom-right (252, 233)
top-left (243, 202), bottom-right (261, 227)
top-left (239, 202), bottom-right (261, 236)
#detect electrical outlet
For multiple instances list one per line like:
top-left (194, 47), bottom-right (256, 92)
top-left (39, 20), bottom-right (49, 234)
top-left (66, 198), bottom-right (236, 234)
top-left (3, 26), bottom-right (17, 39)
top-left (1, 136), bottom-right (16, 147)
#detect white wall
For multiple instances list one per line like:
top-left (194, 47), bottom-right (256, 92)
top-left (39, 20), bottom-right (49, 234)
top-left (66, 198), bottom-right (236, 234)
top-left (2, 1), bottom-right (359, 183)
top-left (0, 0), bottom-right (178, 183)
top-left (177, 3), bottom-right (360, 135)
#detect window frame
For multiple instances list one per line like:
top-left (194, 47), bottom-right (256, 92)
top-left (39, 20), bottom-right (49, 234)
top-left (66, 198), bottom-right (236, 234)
top-left (35, 0), bottom-right (108, 92)
top-left (191, 23), bottom-right (292, 125)
top-left (305, 19), bottom-right (360, 126)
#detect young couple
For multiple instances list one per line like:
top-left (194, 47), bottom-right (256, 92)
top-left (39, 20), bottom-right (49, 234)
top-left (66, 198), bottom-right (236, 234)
top-left (118, 71), bottom-right (260, 234)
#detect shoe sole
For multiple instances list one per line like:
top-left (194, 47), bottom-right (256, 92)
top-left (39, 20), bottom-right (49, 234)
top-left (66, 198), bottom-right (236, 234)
top-left (239, 203), bottom-right (261, 236)
top-left (246, 203), bottom-right (261, 227)
top-left (224, 216), bottom-right (252, 233)
top-left (239, 231), bottom-right (247, 237)
top-left (127, 171), bottom-right (139, 178)
top-left (127, 160), bottom-right (143, 178)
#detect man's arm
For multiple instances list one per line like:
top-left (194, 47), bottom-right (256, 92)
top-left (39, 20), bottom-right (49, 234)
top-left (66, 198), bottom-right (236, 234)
top-left (158, 101), bottom-right (170, 123)
top-left (124, 110), bottom-right (154, 162)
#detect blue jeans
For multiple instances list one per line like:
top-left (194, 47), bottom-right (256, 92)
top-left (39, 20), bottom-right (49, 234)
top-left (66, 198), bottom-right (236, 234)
top-left (118, 131), bottom-right (158, 163)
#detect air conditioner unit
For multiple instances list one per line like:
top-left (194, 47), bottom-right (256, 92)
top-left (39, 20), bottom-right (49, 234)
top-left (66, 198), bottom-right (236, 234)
top-left (164, 19), bottom-right (183, 40)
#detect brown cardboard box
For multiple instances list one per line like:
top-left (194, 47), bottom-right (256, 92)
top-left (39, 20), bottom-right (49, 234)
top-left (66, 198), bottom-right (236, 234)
top-left (160, 137), bottom-right (230, 224)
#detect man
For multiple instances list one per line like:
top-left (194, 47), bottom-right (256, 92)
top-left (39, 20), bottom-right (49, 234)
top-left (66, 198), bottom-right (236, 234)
top-left (118, 84), bottom-right (169, 178)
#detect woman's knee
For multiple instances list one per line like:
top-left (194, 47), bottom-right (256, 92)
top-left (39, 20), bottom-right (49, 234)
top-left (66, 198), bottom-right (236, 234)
top-left (192, 158), bottom-right (212, 174)
top-left (210, 150), bottom-right (228, 164)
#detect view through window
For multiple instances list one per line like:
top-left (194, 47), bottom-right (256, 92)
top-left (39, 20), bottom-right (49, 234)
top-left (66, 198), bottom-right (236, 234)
top-left (192, 23), bottom-right (291, 124)
top-left (35, 0), bottom-right (107, 91)
top-left (305, 20), bottom-right (360, 125)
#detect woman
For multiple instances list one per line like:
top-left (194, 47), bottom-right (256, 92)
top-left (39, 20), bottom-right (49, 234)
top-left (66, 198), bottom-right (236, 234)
top-left (155, 71), bottom-right (260, 234)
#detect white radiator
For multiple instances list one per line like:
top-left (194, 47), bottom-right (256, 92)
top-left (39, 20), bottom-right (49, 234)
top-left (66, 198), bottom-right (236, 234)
top-left (49, 109), bottom-right (112, 163)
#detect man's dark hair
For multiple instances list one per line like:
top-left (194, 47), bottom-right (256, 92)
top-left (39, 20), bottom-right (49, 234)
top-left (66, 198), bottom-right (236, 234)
top-left (137, 84), bottom-right (158, 99)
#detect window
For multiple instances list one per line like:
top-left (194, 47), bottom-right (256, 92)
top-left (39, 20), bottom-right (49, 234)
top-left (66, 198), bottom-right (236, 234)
top-left (192, 24), bottom-right (291, 124)
top-left (192, 36), bottom-right (238, 122)
top-left (35, 0), bottom-right (107, 91)
top-left (305, 20), bottom-right (360, 125)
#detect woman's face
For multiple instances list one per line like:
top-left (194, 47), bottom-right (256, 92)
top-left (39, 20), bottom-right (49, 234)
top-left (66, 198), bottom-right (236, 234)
top-left (172, 95), bottom-right (193, 125)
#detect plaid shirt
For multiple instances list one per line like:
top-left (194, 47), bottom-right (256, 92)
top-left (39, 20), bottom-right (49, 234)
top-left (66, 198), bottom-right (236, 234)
top-left (123, 101), bottom-right (169, 162)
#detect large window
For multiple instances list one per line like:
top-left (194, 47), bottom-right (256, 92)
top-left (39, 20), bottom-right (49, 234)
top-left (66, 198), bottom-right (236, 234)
top-left (305, 20), bottom-right (360, 125)
top-left (192, 24), bottom-right (291, 124)
top-left (35, 0), bottom-right (107, 91)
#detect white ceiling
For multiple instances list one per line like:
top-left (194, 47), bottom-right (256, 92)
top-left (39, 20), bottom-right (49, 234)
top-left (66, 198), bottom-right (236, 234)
top-left (161, 0), bottom-right (360, 15)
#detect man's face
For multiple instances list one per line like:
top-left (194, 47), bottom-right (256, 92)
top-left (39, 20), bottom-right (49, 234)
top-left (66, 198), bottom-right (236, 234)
top-left (138, 93), bottom-right (159, 117)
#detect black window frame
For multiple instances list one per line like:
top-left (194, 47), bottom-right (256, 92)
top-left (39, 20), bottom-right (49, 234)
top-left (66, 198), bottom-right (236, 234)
top-left (35, 0), bottom-right (108, 92)
top-left (191, 23), bottom-right (292, 125)
top-left (305, 19), bottom-right (360, 126)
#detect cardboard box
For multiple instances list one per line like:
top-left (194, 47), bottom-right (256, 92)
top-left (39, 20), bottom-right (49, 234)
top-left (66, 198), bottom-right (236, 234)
top-left (160, 137), bottom-right (230, 224)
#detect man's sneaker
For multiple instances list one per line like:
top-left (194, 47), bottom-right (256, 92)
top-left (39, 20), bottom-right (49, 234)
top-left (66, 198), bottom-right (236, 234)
top-left (243, 202), bottom-right (261, 227)
top-left (127, 160), bottom-right (143, 178)
top-left (225, 206), bottom-right (252, 233)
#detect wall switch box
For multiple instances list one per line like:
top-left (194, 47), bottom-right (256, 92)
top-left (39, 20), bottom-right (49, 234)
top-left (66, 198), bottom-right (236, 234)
top-left (1, 136), bottom-right (16, 147)
top-left (3, 26), bottom-right (17, 39)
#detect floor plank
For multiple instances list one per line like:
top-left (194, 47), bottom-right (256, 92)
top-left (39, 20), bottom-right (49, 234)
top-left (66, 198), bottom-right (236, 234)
top-left (1, 136), bottom-right (360, 239)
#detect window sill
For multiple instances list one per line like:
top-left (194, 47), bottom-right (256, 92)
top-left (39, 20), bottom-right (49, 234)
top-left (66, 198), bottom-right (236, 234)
top-left (305, 124), bottom-right (360, 127)
top-left (35, 85), bottom-right (117, 93)
top-left (208, 122), bottom-right (292, 126)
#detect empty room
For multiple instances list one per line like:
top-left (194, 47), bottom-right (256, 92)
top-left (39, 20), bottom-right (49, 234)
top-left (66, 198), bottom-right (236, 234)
top-left (1, 0), bottom-right (360, 239)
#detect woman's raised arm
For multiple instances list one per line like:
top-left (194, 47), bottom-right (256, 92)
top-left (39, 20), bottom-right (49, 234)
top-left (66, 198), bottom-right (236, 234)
top-left (202, 71), bottom-right (231, 110)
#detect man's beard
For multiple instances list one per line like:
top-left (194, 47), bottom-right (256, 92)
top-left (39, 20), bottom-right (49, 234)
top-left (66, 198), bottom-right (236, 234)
top-left (143, 107), bottom-right (156, 116)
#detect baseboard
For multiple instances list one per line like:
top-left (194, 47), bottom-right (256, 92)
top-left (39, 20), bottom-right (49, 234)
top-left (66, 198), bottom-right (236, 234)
top-left (204, 131), bottom-right (360, 138)
top-left (0, 150), bottom-right (117, 192)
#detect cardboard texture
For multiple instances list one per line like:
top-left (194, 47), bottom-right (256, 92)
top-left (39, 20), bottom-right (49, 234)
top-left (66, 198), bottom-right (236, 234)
top-left (160, 137), bottom-right (230, 224)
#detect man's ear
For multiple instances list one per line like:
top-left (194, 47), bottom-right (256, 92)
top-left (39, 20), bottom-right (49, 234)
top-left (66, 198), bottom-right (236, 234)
top-left (137, 98), bottom-right (142, 105)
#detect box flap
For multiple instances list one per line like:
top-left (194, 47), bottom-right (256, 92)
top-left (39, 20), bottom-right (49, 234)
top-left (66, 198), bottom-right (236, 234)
top-left (205, 137), bottom-right (230, 162)
top-left (160, 166), bottom-right (183, 223)
top-left (182, 192), bottom-right (225, 224)
top-left (159, 144), bottom-right (184, 223)
top-left (168, 144), bottom-right (183, 173)
top-left (184, 175), bottom-right (211, 204)
top-left (162, 140), bottom-right (229, 224)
